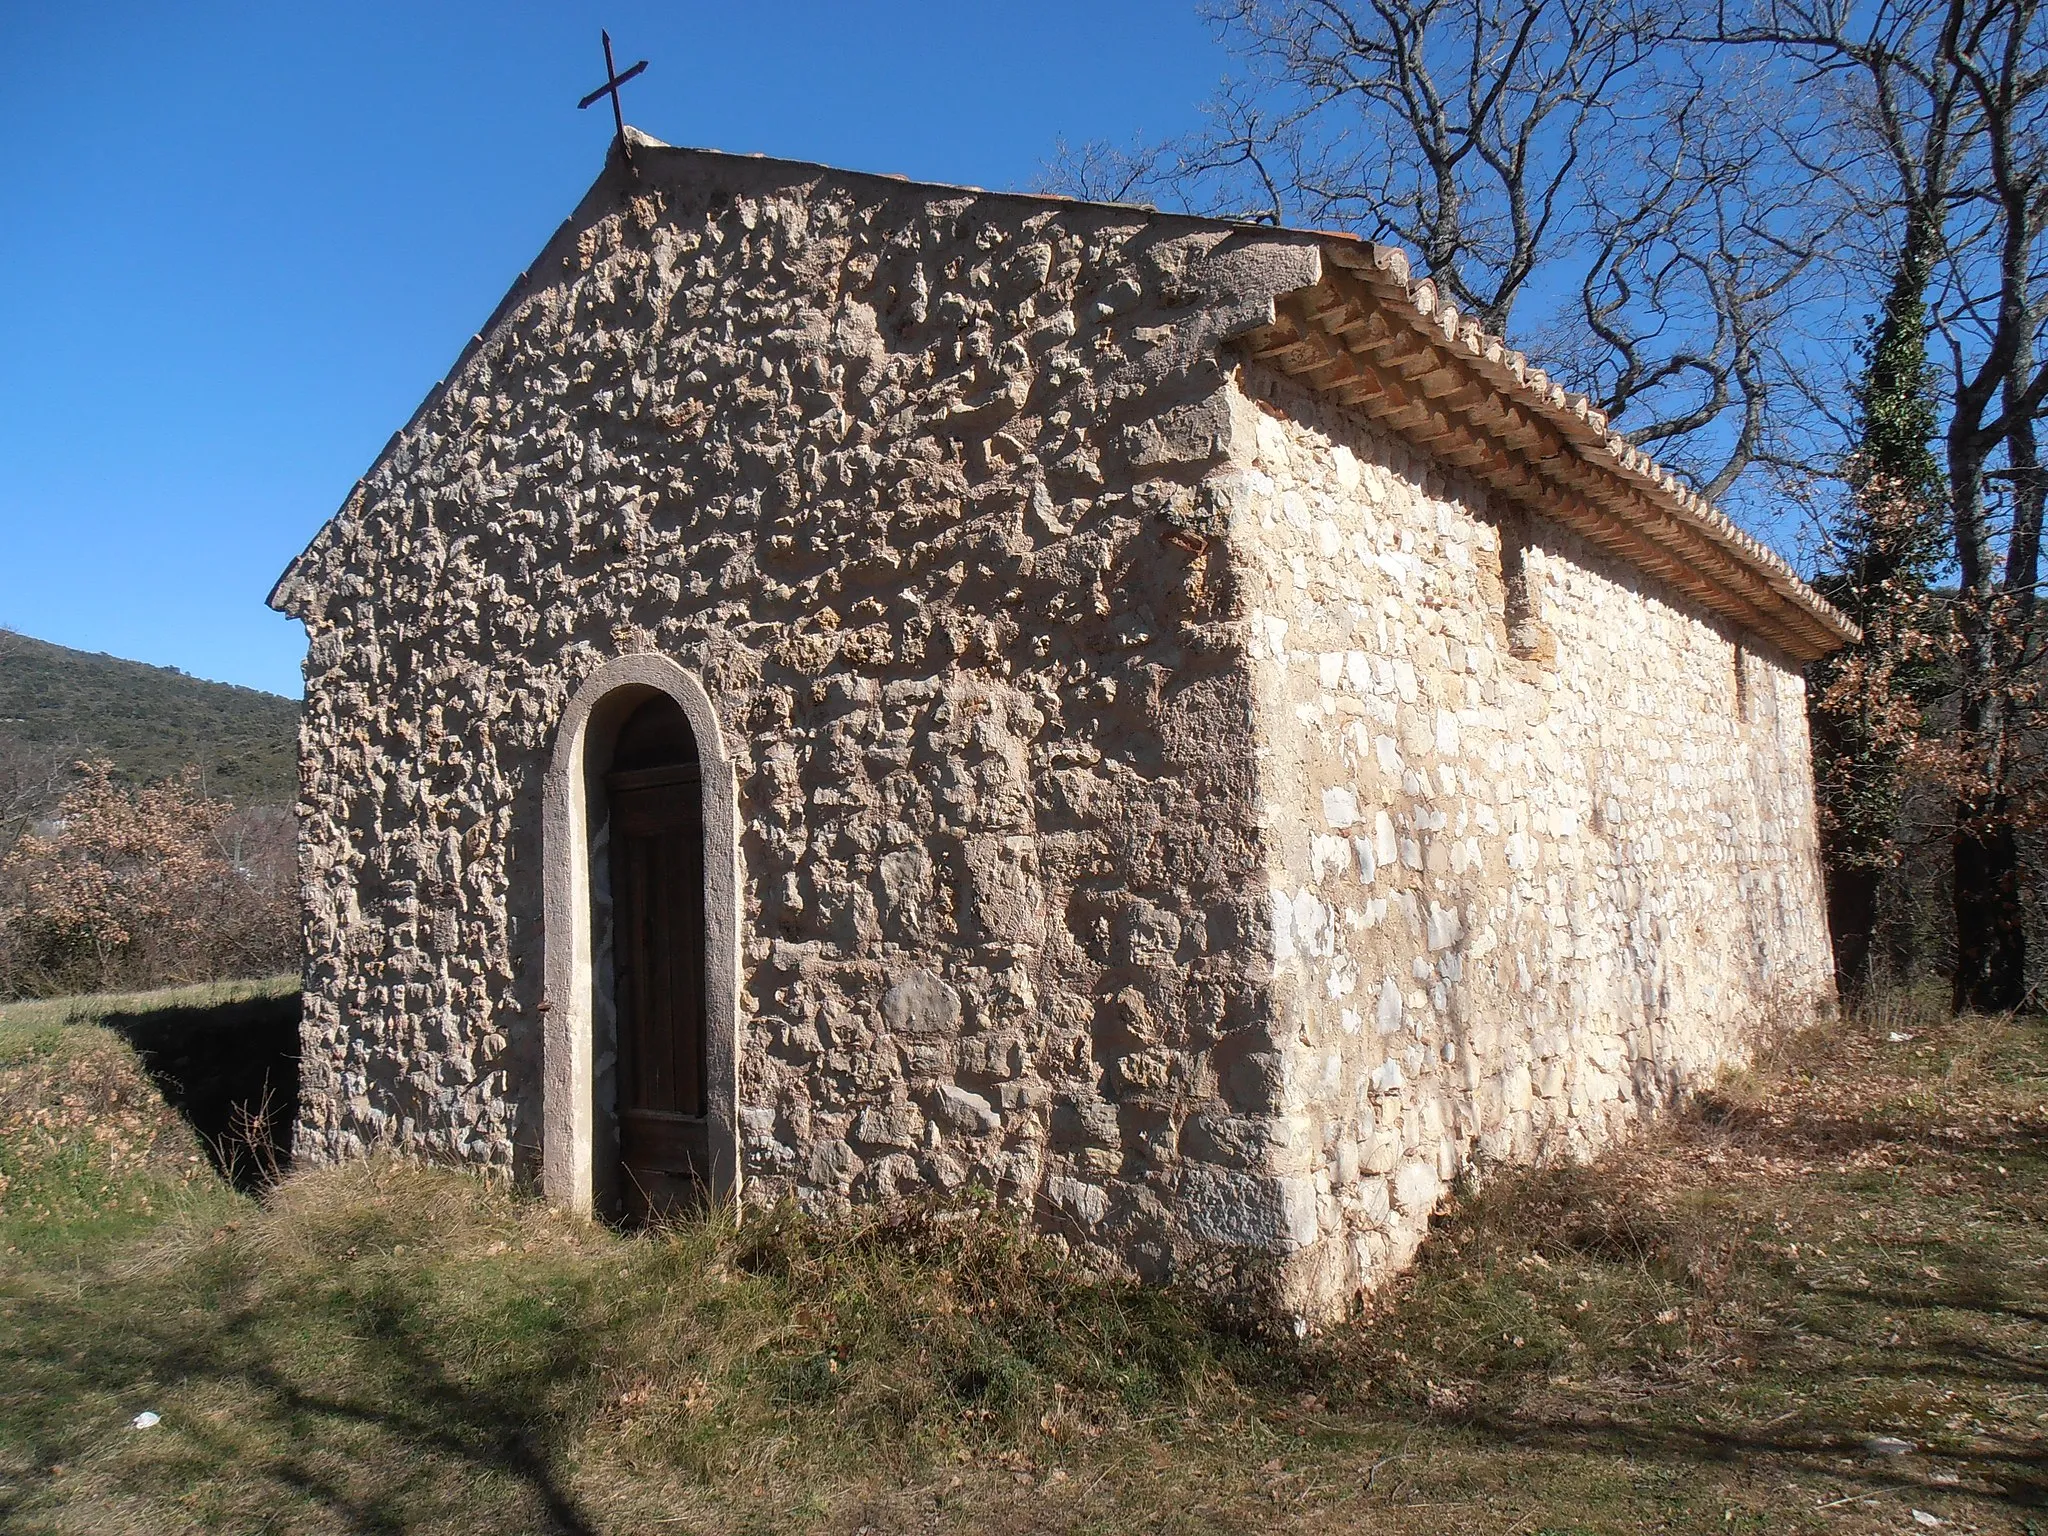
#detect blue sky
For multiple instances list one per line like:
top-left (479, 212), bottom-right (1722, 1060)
top-left (0, 2), bottom-right (1225, 697)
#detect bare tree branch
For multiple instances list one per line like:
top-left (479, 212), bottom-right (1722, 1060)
top-left (1043, 0), bottom-right (1860, 510)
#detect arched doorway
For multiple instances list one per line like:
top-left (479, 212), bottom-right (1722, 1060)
top-left (604, 693), bottom-right (711, 1221)
top-left (541, 655), bottom-right (741, 1222)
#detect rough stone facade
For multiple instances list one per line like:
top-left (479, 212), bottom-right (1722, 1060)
top-left (271, 136), bottom-right (1848, 1318)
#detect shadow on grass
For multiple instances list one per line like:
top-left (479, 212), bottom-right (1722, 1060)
top-left (193, 1299), bottom-right (600, 1533)
top-left (104, 991), bottom-right (300, 1190)
top-left (2, 1245), bottom-right (603, 1533)
top-left (1453, 1407), bottom-right (2048, 1510)
top-left (1315, 1080), bottom-right (2048, 1512)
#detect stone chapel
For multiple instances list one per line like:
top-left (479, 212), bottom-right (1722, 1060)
top-left (270, 130), bottom-right (1854, 1317)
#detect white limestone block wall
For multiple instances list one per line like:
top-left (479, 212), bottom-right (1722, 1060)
top-left (1222, 365), bottom-right (1835, 1317)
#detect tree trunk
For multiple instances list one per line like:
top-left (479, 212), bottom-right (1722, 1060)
top-left (1962, 350), bottom-right (2047, 1014)
top-left (1953, 804), bottom-right (2027, 1011)
top-left (1948, 676), bottom-right (2025, 1011)
top-left (1826, 863), bottom-right (1882, 996)
top-left (1948, 452), bottom-right (2029, 1012)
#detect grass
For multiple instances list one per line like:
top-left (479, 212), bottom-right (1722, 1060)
top-left (1, 982), bottom-right (2044, 1533)
top-left (1, 976), bottom-right (300, 1194)
top-left (0, 974), bottom-right (296, 1036)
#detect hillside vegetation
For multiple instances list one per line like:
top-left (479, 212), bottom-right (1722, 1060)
top-left (0, 630), bottom-right (297, 804)
top-left (1, 983), bottom-right (2043, 1533)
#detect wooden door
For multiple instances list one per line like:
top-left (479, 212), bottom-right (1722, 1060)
top-left (606, 707), bottom-right (709, 1222)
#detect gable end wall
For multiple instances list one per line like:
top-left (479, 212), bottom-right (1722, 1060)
top-left (280, 156), bottom-right (1340, 1292)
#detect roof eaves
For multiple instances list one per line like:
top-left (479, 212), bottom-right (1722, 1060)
top-left (1246, 232), bottom-right (1858, 660)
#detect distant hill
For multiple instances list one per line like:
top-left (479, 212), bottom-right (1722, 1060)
top-left (0, 632), bottom-right (298, 804)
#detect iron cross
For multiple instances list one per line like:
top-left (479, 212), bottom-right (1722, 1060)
top-left (578, 31), bottom-right (648, 167)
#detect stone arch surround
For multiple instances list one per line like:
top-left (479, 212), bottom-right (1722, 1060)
top-left (540, 653), bottom-right (741, 1214)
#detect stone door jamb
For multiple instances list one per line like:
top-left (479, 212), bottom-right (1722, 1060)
top-left (540, 653), bottom-right (741, 1213)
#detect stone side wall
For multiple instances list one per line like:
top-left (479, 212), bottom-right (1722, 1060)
top-left (1224, 366), bottom-right (1834, 1317)
top-left (274, 148), bottom-right (1330, 1286)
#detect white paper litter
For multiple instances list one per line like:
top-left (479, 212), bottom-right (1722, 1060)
top-left (130, 1411), bottom-right (160, 1429)
top-left (1912, 1512), bottom-right (1942, 1528)
top-left (1887, 1031), bottom-right (1916, 1043)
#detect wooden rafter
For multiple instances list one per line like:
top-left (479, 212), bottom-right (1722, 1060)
top-left (1239, 249), bottom-right (1857, 662)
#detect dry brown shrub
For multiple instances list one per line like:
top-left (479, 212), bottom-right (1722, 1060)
top-left (0, 759), bottom-right (295, 997)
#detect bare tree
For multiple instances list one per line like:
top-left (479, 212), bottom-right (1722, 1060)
top-left (1705, 0), bottom-right (2048, 1007)
top-left (1048, 0), bottom-right (1856, 505)
top-left (1706, 0), bottom-right (1974, 289)
top-left (1558, 59), bottom-right (1855, 496)
top-left (0, 731), bottom-right (72, 862)
top-left (0, 629), bottom-right (71, 861)
top-left (1933, 0), bottom-right (2048, 1009)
